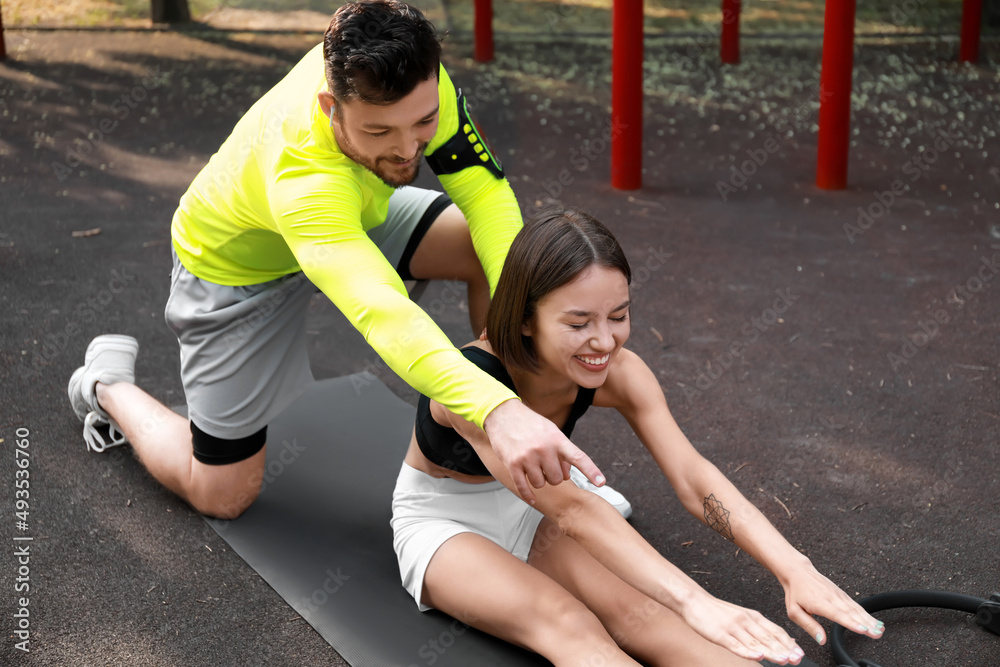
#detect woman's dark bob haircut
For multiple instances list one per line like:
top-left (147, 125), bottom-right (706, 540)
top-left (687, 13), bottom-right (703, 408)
top-left (324, 0), bottom-right (442, 106)
top-left (486, 208), bottom-right (632, 373)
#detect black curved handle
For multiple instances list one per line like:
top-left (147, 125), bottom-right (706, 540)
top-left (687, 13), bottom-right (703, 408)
top-left (829, 589), bottom-right (995, 667)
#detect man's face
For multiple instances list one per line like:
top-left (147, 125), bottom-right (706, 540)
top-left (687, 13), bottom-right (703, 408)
top-left (324, 77), bottom-right (440, 188)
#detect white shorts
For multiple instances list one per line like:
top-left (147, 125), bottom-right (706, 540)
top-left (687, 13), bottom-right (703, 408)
top-left (391, 463), bottom-right (544, 611)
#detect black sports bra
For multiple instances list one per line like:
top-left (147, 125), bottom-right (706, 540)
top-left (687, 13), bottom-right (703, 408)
top-left (415, 347), bottom-right (596, 476)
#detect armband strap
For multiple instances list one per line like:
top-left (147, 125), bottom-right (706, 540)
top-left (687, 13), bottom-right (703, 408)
top-left (426, 89), bottom-right (505, 179)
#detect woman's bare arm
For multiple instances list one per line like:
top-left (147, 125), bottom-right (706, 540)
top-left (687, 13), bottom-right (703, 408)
top-left (429, 394), bottom-right (804, 664)
top-left (600, 349), bottom-right (884, 645)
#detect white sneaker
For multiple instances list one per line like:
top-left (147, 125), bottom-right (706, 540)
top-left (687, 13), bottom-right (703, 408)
top-left (569, 466), bottom-right (633, 519)
top-left (67, 334), bottom-right (138, 452)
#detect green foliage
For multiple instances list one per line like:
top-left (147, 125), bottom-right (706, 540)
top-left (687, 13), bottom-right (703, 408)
top-left (4, 0), bottom-right (988, 35)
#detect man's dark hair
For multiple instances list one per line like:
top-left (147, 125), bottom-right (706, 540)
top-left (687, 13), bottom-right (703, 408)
top-left (486, 208), bottom-right (633, 373)
top-left (324, 0), bottom-right (442, 106)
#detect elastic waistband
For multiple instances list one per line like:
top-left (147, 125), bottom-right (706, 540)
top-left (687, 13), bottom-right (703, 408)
top-left (395, 463), bottom-right (503, 495)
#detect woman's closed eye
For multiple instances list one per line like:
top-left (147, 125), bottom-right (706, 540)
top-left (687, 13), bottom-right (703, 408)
top-left (568, 314), bottom-right (628, 329)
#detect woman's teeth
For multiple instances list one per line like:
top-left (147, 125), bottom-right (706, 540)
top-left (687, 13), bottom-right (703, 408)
top-left (577, 354), bottom-right (610, 366)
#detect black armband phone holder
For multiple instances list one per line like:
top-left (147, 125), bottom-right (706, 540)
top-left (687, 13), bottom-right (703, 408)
top-left (425, 89), bottom-right (505, 180)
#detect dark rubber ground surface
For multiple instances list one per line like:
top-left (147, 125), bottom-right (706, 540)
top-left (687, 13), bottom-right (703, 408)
top-left (1, 25), bottom-right (997, 667)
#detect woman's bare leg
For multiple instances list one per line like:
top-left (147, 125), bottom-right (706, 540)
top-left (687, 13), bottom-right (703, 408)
top-left (528, 518), bottom-right (765, 667)
top-left (422, 532), bottom-right (641, 667)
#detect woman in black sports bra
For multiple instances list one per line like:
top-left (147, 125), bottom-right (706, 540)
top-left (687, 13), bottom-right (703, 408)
top-left (392, 209), bottom-right (884, 667)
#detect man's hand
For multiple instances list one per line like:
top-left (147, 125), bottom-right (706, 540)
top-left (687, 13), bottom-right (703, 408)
top-left (482, 399), bottom-right (605, 504)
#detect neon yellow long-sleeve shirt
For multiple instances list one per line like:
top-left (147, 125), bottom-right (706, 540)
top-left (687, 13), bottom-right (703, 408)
top-left (171, 44), bottom-right (521, 428)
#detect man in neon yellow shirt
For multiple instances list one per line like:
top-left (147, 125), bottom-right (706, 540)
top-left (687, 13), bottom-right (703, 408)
top-left (67, 0), bottom-right (622, 520)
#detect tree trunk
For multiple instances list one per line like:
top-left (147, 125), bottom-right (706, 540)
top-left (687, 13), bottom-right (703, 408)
top-left (152, 0), bottom-right (191, 23)
top-left (0, 0), bottom-right (7, 61)
top-left (985, 0), bottom-right (999, 27)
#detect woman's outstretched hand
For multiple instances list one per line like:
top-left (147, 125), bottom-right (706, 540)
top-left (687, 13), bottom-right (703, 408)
top-left (682, 594), bottom-right (807, 664)
top-left (781, 562), bottom-right (885, 645)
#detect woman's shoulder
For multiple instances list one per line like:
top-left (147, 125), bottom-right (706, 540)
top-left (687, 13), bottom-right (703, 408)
top-left (458, 339), bottom-right (499, 363)
top-left (609, 347), bottom-right (648, 376)
top-left (594, 347), bottom-right (652, 408)
top-left (457, 340), bottom-right (512, 384)
top-left (460, 339), bottom-right (494, 354)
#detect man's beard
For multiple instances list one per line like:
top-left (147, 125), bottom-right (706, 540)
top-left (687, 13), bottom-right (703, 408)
top-left (336, 126), bottom-right (426, 189)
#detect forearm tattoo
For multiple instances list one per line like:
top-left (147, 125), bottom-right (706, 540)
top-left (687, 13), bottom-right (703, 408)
top-left (703, 494), bottom-right (735, 542)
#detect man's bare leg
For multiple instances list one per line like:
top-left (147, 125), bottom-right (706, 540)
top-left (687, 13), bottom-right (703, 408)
top-left (407, 203), bottom-right (491, 334)
top-left (95, 382), bottom-right (265, 519)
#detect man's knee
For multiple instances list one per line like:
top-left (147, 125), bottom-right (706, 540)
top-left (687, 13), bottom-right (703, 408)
top-left (194, 489), bottom-right (259, 520)
top-left (189, 452), bottom-right (266, 519)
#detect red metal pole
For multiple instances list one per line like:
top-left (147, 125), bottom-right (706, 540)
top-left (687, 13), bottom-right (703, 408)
top-left (474, 0), bottom-right (494, 63)
top-left (612, 0), bottom-right (643, 190)
top-left (720, 0), bottom-right (741, 64)
top-left (959, 0), bottom-right (983, 63)
top-left (816, 0), bottom-right (856, 190)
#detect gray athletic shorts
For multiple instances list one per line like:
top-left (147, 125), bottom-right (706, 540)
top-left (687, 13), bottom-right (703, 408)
top-left (164, 186), bottom-right (453, 465)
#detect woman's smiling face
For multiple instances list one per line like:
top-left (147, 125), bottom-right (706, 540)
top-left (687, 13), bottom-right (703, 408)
top-left (522, 264), bottom-right (631, 388)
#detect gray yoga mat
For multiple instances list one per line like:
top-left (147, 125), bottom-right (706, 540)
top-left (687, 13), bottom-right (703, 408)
top-left (200, 374), bottom-right (550, 667)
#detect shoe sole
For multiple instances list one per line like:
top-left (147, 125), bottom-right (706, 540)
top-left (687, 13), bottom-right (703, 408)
top-left (85, 334), bottom-right (139, 365)
top-left (68, 366), bottom-right (89, 421)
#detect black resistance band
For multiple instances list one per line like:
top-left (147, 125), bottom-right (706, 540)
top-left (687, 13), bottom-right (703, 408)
top-left (830, 589), bottom-right (1000, 667)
